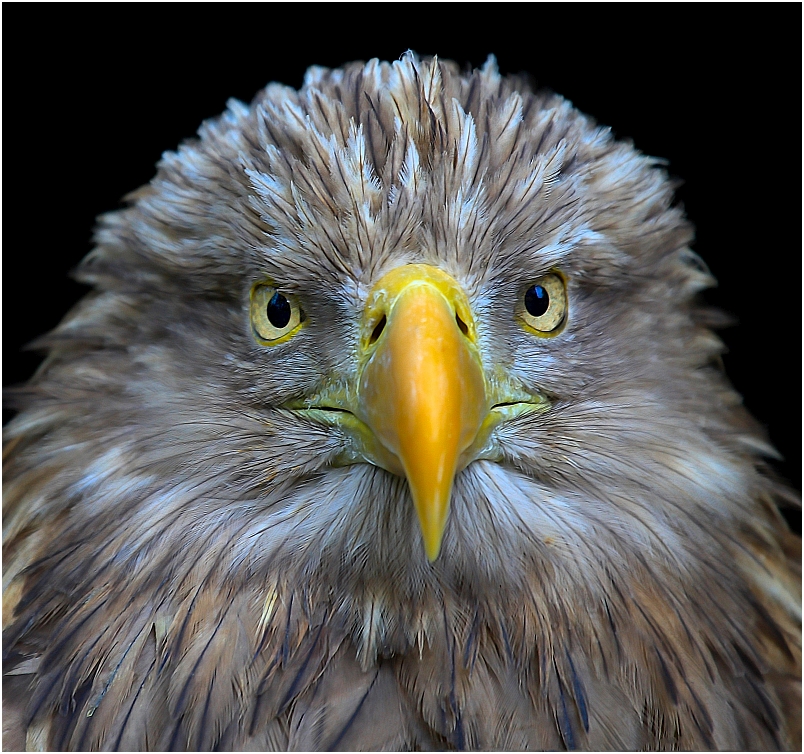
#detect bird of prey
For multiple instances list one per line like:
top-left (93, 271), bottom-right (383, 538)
top-left (3, 54), bottom-right (800, 751)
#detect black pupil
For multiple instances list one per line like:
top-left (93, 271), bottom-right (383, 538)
top-left (524, 285), bottom-right (549, 317)
top-left (266, 292), bottom-right (291, 328)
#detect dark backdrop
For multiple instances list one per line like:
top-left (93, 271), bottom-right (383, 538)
top-left (4, 6), bottom-right (800, 530)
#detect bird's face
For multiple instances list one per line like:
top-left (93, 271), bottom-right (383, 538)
top-left (198, 179), bottom-right (724, 628)
top-left (13, 56), bottom-right (748, 655)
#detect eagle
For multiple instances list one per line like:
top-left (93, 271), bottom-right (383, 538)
top-left (3, 54), bottom-right (800, 750)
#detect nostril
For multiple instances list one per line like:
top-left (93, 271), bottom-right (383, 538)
top-left (455, 313), bottom-right (469, 338)
top-left (368, 315), bottom-right (387, 345)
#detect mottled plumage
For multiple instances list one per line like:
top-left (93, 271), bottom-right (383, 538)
top-left (3, 54), bottom-right (800, 750)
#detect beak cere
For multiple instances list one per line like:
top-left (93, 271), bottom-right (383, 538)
top-left (357, 265), bottom-right (488, 561)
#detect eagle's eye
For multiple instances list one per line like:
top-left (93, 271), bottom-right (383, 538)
top-left (518, 272), bottom-right (567, 336)
top-left (250, 283), bottom-right (305, 344)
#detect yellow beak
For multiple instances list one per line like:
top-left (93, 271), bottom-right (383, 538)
top-left (357, 265), bottom-right (487, 560)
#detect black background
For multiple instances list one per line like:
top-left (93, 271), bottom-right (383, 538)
top-left (4, 7), bottom-right (800, 530)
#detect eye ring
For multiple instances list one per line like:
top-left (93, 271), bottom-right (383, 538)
top-left (250, 283), bottom-right (305, 345)
top-left (517, 272), bottom-right (567, 336)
